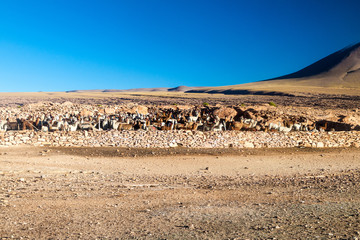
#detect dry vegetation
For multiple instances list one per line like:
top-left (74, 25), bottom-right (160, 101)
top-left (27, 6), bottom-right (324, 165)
top-left (1, 90), bottom-right (360, 109)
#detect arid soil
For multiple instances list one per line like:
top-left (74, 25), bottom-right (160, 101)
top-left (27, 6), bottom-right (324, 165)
top-left (1, 147), bottom-right (360, 239)
top-left (1, 91), bottom-right (360, 109)
top-left (1, 92), bottom-right (360, 239)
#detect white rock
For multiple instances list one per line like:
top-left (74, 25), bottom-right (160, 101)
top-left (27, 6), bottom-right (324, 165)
top-left (169, 142), bottom-right (178, 148)
top-left (244, 142), bottom-right (254, 148)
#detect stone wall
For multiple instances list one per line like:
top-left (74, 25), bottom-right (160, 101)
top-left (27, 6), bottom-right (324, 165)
top-left (0, 130), bottom-right (359, 148)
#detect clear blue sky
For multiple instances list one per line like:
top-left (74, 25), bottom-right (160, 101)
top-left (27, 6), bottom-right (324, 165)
top-left (1, 0), bottom-right (360, 92)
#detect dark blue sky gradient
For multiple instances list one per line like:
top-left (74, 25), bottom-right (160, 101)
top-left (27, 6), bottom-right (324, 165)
top-left (0, 0), bottom-right (360, 92)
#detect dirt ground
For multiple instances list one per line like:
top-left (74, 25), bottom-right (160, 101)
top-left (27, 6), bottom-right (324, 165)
top-left (1, 146), bottom-right (360, 239)
top-left (1, 91), bottom-right (360, 109)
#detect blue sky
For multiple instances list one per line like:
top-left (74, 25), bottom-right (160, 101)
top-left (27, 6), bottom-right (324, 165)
top-left (0, 0), bottom-right (360, 92)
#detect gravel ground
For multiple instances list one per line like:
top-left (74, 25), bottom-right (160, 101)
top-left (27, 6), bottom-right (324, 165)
top-left (1, 147), bottom-right (360, 239)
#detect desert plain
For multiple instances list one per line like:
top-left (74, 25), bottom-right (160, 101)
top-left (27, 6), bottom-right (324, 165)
top-left (0, 91), bottom-right (360, 239)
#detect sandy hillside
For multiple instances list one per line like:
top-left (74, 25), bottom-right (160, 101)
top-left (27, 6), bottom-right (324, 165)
top-left (189, 42), bottom-right (360, 95)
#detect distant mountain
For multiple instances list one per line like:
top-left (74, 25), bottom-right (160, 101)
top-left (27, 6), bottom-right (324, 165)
top-left (168, 86), bottom-right (195, 92)
top-left (67, 43), bottom-right (360, 96)
top-left (268, 42), bottom-right (360, 81)
top-left (66, 89), bottom-right (104, 93)
top-left (187, 42), bottom-right (360, 95)
top-left (66, 86), bottom-right (199, 93)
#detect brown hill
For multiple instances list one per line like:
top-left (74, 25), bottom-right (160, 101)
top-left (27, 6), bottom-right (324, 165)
top-left (168, 86), bottom-right (195, 92)
top-left (66, 86), bottom-right (199, 93)
top-left (187, 42), bottom-right (360, 95)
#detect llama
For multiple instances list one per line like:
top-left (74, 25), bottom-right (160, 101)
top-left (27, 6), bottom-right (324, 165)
top-left (79, 119), bottom-right (94, 131)
top-left (49, 121), bottom-right (65, 131)
top-left (67, 122), bottom-right (79, 132)
top-left (118, 123), bottom-right (133, 130)
top-left (228, 121), bottom-right (243, 131)
top-left (212, 122), bottom-right (224, 131)
top-left (6, 120), bottom-right (19, 130)
top-left (0, 120), bottom-right (8, 131)
top-left (187, 112), bottom-right (200, 123)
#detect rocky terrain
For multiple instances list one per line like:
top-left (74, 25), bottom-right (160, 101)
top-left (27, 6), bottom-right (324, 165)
top-left (0, 93), bottom-right (360, 239)
top-left (1, 129), bottom-right (360, 149)
top-left (1, 95), bottom-right (360, 149)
